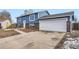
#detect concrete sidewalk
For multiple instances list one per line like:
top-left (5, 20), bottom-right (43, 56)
top-left (4, 29), bottom-right (26, 34)
top-left (14, 29), bottom-right (26, 34)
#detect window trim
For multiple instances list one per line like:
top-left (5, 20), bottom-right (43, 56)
top-left (29, 14), bottom-right (35, 21)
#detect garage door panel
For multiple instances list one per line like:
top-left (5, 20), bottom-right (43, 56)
top-left (39, 19), bottom-right (66, 32)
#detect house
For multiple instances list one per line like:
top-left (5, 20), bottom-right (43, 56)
top-left (0, 20), bottom-right (11, 29)
top-left (38, 11), bottom-right (74, 32)
top-left (17, 11), bottom-right (49, 30)
top-left (0, 10), bottom-right (11, 29)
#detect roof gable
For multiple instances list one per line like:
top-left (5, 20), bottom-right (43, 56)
top-left (39, 11), bottom-right (74, 20)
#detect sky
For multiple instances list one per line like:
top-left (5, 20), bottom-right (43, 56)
top-left (0, 9), bottom-right (79, 23)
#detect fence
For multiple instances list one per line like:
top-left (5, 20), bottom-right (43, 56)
top-left (72, 23), bottom-right (79, 30)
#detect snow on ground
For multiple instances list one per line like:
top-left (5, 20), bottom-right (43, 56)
top-left (63, 37), bottom-right (79, 49)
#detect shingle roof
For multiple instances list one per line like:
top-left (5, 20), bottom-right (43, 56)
top-left (39, 11), bottom-right (74, 20)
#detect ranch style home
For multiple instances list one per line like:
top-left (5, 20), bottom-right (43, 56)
top-left (17, 11), bottom-right (75, 32)
top-left (17, 11), bottom-right (49, 30)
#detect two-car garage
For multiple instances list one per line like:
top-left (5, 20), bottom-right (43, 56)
top-left (39, 18), bottom-right (67, 32)
top-left (39, 12), bottom-right (74, 32)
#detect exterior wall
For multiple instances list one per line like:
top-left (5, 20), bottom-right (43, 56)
top-left (34, 23), bottom-right (39, 30)
top-left (17, 17), bottom-right (23, 28)
top-left (17, 13), bottom-right (39, 28)
top-left (17, 16), bottom-right (29, 28)
top-left (29, 14), bottom-right (35, 22)
top-left (35, 13), bottom-right (39, 23)
top-left (17, 11), bottom-right (49, 29)
top-left (66, 15), bottom-right (74, 32)
top-left (1, 20), bottom-right (11, 29)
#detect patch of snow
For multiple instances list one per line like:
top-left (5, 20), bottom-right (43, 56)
top-left (63, 37), bottom-right (79, 49)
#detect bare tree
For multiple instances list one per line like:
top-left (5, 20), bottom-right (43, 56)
top-left (24, 9), bottom-right (33, 15)
top-left (0, 10), bottom-right (12, 22)
top-left (1, 10), bottom-right (11, 19)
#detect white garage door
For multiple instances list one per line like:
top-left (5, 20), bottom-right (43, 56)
top-left (39, 18), bottom-right (67, 32)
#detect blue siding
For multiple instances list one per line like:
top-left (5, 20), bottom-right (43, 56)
top-left (35, 13), bottom-right (38, 20)
top-left (17, 16), bottom-right (29, 23)
top-left (35, 13), bottom-right (39, 23)
top-left (17, 11), bottom-right (49, 27)
top-left (17, 18), bottom-right (22, 24)
top-left (17, 17), bottom-right (23, 27)
top-left (29, 13), bottom-right (38, 24)
top-left (24, 16), bottom-right (29, 23)
top-left (21, 16), bottom-right (29, 23)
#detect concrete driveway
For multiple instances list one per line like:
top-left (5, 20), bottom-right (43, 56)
top-left (0, 31), bottom-right (65, 49)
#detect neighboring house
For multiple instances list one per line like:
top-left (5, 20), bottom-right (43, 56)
top-left (0, 20), bottom-right (11, 29)
top-left (39, 11), bottom-right (74, 32)
top-left (0, 10), bottom-right (12, 29)
top-left (17, 11), bottom-right (49, 30)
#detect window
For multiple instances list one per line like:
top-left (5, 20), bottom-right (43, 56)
top-left (29, 14), bottom-right (35, 21)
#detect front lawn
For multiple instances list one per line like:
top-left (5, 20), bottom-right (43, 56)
top-left (0, 30), bottom-right (20, 38)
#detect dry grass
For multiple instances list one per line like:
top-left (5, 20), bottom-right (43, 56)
top-left (7, 24), bottom-right (17, 29)
top-left (0, 30), bottom-right (20, 38)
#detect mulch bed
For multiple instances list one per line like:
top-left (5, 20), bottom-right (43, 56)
top-left (19, 28), bottom-right (39, 32)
